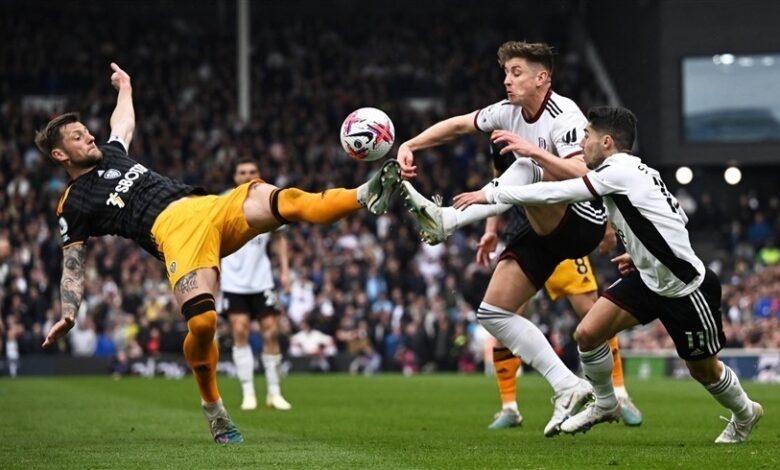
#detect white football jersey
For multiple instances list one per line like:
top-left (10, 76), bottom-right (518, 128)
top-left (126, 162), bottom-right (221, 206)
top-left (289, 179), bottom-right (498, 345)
top-left (487, 153), bottom-right (706, 297)
top-left (220, 232), bottom-right (275, 294)
top-left (476, 90), bottom-right (604, 225)
top-left (583, 154), bottom-right (705, 296)
top-left (475, 91), bottom-right (586, 159)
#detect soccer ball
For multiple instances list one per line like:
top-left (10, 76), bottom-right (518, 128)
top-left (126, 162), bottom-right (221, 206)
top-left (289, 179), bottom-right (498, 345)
top-left (339, 107), bottom-right (395, 161)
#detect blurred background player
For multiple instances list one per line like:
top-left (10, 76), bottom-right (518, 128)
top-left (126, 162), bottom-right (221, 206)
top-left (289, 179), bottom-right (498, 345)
top-left (37, 63), bottom-right (402, 444)
top-left (397, 41), bottom-right (605, 436)
top-left (486, 143), bottom-right (642, 429)
top-left (221, 158), bottom-right (291, 411)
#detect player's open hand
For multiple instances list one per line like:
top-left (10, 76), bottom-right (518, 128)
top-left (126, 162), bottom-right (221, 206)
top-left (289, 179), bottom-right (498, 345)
top-left (453, 190), bottom-right (487, 210)
top-left (476, 231), bottom-right (498, 267)
top-left (396, 143), bottom-right (417, 179)
top-left (110, 62), bottom-right (131, 90)
top-left (491, 130), bottom-right (536, 157)
top-left (42, 316), bottom-right (75, 348)
top-left (611, 253), bottom-right (635, 275)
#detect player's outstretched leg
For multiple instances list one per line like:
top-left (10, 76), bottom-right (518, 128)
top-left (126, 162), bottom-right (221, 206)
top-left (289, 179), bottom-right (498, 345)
top-left (400, 180), bottom-right (510, 245)
top-left (273, 160), bottom-right (400, 224)
top-left (400, 180), bottom-right (448, 244)
top-left (488, 347), bottom-right (523, 430)
top-left (400, 158), bottom-right (538, 244)
top-left (608, 337), bottom-right (643, 426)
top-left (362, 159), bottom-right (402, 215)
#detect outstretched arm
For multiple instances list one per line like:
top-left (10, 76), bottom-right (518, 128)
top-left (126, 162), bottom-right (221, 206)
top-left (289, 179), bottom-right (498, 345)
top-left (43, 244), bottom-right (87, 347)
top-left (491, 129), bottom-right (588, 180)
top-left (109, 62), bottom-right (135, 149)
top-left (397, 111), bottom-right (478, 179)
top-left (453, 177), bottom-right (594, 209)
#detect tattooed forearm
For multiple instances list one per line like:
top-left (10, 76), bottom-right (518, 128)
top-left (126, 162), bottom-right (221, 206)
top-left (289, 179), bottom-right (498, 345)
top-left (60, 244), bottom-right (87, 319)
top-left (175, 271), bottom-right (199, 295)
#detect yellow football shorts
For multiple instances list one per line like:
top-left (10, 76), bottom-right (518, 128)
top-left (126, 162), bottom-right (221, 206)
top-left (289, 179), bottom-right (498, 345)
top-left (544, 257), bottom-right (598, 301)
top-left (151, 180), bottom-right (263, 289)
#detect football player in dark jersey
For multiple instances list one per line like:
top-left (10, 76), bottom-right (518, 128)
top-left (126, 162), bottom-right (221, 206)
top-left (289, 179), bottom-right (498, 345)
top-left (36, 63), bottom-right (401, 444)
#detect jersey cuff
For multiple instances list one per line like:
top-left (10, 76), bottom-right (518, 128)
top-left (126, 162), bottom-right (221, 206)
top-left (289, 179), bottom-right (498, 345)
top-left (582, 175), bottom-right (600, 199)
top-left (562, 150), bottom-right (583, 159)
top-left (473, 109), bottom-right (484, 132)
top-left (63, 240), bottom-right (85, 249)
top-left (107, 135), bottom-right (129, 152)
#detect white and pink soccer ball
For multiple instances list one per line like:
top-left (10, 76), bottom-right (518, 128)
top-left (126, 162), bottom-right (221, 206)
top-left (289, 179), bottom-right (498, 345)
top-left (339, 107), bottom-right (395, 161)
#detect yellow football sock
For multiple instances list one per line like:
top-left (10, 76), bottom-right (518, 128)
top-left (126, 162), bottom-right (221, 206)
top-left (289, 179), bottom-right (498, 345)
top-left (493, 347), bottom-right (521, 406)
top-left (609, 336), bottom-right (625, 388)
top-left (275, 187), bottom-right (361, 224)
top-left (184, 311), bottom-right (221, 404)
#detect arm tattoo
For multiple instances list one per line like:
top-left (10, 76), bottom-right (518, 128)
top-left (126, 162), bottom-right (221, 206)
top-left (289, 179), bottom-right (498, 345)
top-left (175, 272), bottom-right (199, 295)
top-left (61, 244), bottom-right (87, 319)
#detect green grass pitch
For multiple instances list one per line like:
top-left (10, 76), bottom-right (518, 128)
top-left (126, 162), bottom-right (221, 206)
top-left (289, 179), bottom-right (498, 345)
top-left (0, 374), bottom-right (777, 469)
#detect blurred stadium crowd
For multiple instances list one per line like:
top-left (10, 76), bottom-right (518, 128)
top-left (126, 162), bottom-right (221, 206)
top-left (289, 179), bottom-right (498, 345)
top-left (1, 1), bottom-right (779, 375)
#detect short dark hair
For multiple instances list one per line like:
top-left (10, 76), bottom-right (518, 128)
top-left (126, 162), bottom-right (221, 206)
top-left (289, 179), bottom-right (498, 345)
top-left (586, 106), bottom-right (637, 151)
top-left (497, 41), bottom-right (554, 73)
top-left (232, 157), bottom-right (260, 174)
top-left (34, 112), bottom-right (80, 157)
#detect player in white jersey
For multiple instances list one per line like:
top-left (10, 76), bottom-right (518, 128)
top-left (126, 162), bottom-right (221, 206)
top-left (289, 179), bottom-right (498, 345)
top-left (221, 159), bottom-right (292, 411)
top-left (396, 41), bottom-right (608, 437)
top-left (453, 106), bottom-right (763, 444)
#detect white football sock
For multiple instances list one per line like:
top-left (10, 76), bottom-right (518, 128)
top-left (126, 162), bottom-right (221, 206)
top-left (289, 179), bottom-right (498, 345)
top-left (704, 362), bottom-right (753, 421)
top-left (503, 402), bottom-right (519, 413)
top-left (613, 385), bottom-right (629, 400)
top-left (262, 353), bottom-right (283, 397)
top-left (443, 204), bottom-right (511, 233)
top-left (232, 345), bottom-right (256, 398)
top-left (580, 343), bottom-right (617, 409)
top-left (478, 302), bottom-right (579, 393)
top-left (201, 398), bottom-right (225, 418)
top-left (443, 158), bottom-right (543, 233)
top-left (357, 182), bottom-right (369, 206)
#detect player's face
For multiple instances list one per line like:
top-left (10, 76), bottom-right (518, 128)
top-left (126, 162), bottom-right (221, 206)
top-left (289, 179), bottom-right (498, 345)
top-left (581, 124), bottom-right (607, 170)
top-left (234, 163), bottom-right (260, 185)
top-left (502, 58), bottom-right (547, 105)
top-left (56, 122), bottom-right (103, 167)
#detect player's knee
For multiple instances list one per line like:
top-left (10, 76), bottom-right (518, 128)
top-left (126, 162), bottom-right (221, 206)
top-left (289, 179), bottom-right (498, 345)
top-left (685, 359), bottom-right (721, 385)
top-left (232, 327), bottom-right (250, 346)
top-left (501, 157), bottom-right (543, 186)
top-left (573, 324), bottom-right (601, 351)
top-left (476, 301), bottom-right (513, 334)
top-left (187, 312), bottom-right (217, 340)
top-left (262, 325), bottom-right (279, 346)
top-left (276, 187), bottom-right (303, 220)
top-left (182, 294), bottom-right (217, 338)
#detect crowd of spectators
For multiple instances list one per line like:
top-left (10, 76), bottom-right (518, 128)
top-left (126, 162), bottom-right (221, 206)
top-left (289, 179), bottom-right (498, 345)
top-left (1, 1), bottom-right (778, 378)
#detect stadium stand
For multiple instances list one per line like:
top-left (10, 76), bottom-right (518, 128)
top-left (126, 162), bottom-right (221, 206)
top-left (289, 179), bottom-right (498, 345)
top-left (1, 0), bottom-right (778, 377)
